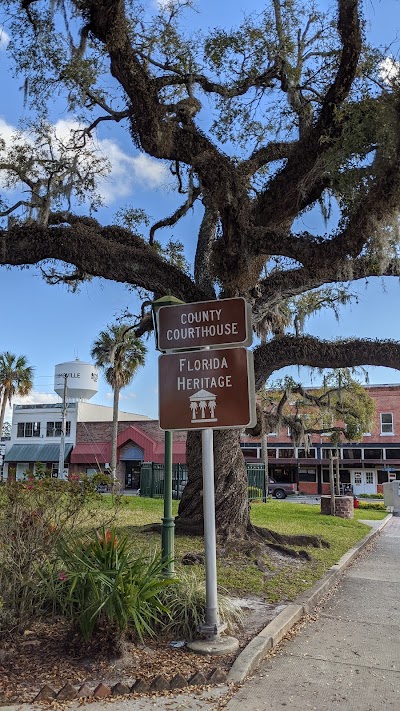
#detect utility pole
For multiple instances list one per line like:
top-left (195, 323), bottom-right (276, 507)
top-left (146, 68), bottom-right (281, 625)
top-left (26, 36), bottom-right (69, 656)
top-left (58, 374), bottom-right (68, 479)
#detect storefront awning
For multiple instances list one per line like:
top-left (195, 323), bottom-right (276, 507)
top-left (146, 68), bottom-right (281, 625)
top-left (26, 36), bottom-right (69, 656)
top-left (5, 443), bottom-right (73, 463)
top-left (70, 443), bottom-right (109, 464)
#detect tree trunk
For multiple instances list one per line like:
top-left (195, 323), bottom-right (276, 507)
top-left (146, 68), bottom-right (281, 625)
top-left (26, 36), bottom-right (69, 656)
top-left (176, 428), bottom-right (250, 541)
top-left (0, 390), bottom-right (9, 441)
top-left (110, 385), bottom-right (119, 483)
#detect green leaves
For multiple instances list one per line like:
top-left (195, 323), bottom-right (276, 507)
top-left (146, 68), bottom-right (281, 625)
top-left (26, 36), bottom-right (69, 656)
top-left (53, 527), bottom-right (175, 642)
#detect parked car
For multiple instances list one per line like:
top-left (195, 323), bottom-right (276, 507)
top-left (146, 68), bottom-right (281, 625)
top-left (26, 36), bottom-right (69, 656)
top-left (268, 479), bottom-right (298, 499)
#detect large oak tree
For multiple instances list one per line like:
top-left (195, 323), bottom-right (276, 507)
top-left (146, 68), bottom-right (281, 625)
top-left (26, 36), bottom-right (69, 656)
top-left (1, 0), bottom-right (400, 540)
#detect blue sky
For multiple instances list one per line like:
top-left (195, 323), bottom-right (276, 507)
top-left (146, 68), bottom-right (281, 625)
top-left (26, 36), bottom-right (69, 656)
top-left (0, 0), bottom-right (399, 421)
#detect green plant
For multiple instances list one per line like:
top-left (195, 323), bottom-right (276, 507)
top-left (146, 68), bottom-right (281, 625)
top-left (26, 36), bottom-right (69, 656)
top-left (0, 471), bottom-right (115, 630)
top-left (357, 501), bottom-right (386, 510)
top-left (248, 486), bottom-right (263, 500)
top-left (157, 570), bottom-right (244, 641)
top-left (53, 527), bottom-right (174, 644)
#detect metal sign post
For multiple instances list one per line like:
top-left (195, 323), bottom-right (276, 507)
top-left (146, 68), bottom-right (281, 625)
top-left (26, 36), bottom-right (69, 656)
top-left (156, 297), bottom-right (256, 653)
top-left (201, 428), bottom-right (221, 636)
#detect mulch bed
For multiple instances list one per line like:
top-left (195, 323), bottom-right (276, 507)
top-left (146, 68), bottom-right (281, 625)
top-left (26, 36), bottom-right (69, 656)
top-left (0, 600), bottom-right (280, 705)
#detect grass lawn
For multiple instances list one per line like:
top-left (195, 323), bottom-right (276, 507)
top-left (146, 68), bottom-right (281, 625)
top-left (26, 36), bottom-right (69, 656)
top-left (94, 495), bottom-right (388, 604)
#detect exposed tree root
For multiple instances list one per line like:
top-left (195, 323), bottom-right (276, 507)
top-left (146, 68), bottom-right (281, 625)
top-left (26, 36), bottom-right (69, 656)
top-left (250, 524), bottom-right (330, 550)
top-left (140, 521), bottom-right (329, 560)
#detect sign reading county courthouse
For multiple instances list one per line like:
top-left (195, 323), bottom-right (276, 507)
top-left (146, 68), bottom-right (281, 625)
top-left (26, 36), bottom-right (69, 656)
top-left (158, 347), bottom-right (256, 431)
top-left (157, 297), bottom-right (251, 352)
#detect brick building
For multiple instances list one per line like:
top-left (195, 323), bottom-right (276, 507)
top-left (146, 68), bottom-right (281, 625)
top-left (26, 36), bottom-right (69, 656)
top-left (241, 384), bottom-right (400, 496)
top-left (69, 419), bottom-right (187, 489)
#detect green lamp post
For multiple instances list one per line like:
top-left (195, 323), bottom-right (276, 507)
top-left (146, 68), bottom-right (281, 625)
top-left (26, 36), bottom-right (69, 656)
top-left (152, 296), bottom-right (185, 577)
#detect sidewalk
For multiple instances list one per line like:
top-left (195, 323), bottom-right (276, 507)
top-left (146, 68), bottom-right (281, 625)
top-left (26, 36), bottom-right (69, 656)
top-left (3, 516), bottom-right (395, 711)
top-left (226, 515), bottom-right (400, 710)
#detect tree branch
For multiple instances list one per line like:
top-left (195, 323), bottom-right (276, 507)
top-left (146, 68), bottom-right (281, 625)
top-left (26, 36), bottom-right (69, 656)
top-left (254, 335), bottom-right (400, 389)
top-left (0, 219), bottom-right (207, 303)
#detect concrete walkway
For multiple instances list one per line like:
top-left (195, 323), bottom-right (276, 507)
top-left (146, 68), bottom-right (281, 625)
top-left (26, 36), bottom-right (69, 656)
top-left (226, 516), bottom-right (400, 711)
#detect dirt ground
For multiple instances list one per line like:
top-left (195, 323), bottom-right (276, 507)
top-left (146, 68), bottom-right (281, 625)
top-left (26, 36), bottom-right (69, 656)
top-left (0, 597), bottom-right (285, 705)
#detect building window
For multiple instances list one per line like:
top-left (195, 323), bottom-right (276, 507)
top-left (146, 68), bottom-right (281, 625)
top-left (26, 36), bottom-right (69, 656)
top-left (298, 468), bottom-right (317, 482)
top-left (17, 421), bottom-right (40, 437)
top-left (381, 413), bottom-right (394, 434)
top-left (241, 446), bottom-right (260, 459)
top-left (321, 448), bottom-right (339, 459)
top-left (385, 449), bottom-right (400, 460)
top-left (342, 448), bottom-right (362, 460)
top-left (267, 448), bottom-right (277, 458)
top-left (364, 448), bottom-right (383, 460)
top-left (297, 448), bottom-right (316, 458)
top-left (278, 448), bottom-right (294, 458)
top-left (46, 421), bottom-right (71, 437)
top-left (378, 470), bottom-right (389, 484)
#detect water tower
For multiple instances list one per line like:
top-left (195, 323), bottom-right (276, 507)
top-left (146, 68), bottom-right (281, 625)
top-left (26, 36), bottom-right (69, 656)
top-left (54, 359), bottom-right (98, 401)
top-left (54, 360), bottom-right (98, 480)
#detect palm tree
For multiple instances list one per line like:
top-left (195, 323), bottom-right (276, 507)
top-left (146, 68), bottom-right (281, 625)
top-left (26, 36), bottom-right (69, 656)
top-left (91, 324), bottom-right (147, 485)
top-left (0, 352), bottom-right (34, 439)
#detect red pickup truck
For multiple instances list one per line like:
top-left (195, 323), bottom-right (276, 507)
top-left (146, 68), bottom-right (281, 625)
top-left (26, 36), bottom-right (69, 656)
top-left (268, 479), bottom-right (298, 499)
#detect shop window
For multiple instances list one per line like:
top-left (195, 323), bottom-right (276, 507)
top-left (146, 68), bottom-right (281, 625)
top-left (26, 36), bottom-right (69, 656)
top-left (342, 448), bottom-right (362, 460)
top-left (378, 470), bottom-right (389, 484)
top-left (364, 448), bottom-right (383, 460)
top-left (322, 469), bottom-right (330, 483)
top-left (46, 421), bottom-right (71, 437)
top-left (385, 449), bottom-right (400, 460)
top-left (298, 468), bottom-right (316, 482)
top-left (340, 471), bottom-right (351, 484)
top-left (381, 413), bottom-right (394, 434)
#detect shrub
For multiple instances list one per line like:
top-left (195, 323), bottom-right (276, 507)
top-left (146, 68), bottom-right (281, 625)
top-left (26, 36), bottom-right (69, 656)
top-left (357, 501), bottom-right (386, 510)
top-left (248, 486), bottom-right (263, 500)
top-left (157, 570), bottom-right (244, 641)
top-left (48, 527), bottom-right (174, 646)
top-left (0, 467), bottom-right (115, 630)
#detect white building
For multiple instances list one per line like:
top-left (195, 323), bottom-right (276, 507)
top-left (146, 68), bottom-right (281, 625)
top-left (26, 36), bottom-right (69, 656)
top-left (3, 401), bottom-right (150, 481)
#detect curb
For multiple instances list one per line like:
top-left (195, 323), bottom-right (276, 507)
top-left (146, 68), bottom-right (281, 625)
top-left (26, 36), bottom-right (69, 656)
top-left (227, 513), bottom-right (392, 684)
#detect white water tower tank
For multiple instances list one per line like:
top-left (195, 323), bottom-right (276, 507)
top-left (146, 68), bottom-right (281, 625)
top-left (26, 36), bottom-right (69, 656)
top-left (54, 360), bottom-right (98, 401)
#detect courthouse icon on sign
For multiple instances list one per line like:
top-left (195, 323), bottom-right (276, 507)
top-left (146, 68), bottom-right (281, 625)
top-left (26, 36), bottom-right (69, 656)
top-left (189, 389), bottom-right (217, 423)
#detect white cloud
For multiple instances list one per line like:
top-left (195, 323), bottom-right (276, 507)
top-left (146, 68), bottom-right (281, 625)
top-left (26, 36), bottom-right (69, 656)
top-left (379, 57), bottom-right (400, 86)
top-left (0, 27), bottom-right (10, 50)
top-left (0, 117), bottom-right (16, 145)
top-left (0, 116), bottom-right (169, 204)
top-left (4, 391), bottom-right (60, 421)
top-left (96, 139), bottom-right (168, 202)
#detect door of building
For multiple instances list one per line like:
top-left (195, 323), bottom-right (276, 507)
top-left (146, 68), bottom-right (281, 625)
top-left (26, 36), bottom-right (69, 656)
top-left (125, 462), bottom-right (142, 490)
top-left (351, 470), bottom-right (376, 495)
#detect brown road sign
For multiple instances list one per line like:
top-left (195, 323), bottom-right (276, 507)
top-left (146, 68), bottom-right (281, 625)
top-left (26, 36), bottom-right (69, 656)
top-left (158, 347), bottom-right (256, 431)
top-left (156, 297), bottom-right (252, 351)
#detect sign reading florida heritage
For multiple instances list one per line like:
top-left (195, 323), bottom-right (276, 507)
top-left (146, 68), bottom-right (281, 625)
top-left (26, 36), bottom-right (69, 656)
top-left (156, 297), bottom-right (252, 351)
top-left (158, 347), bottom-right (256, 431)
